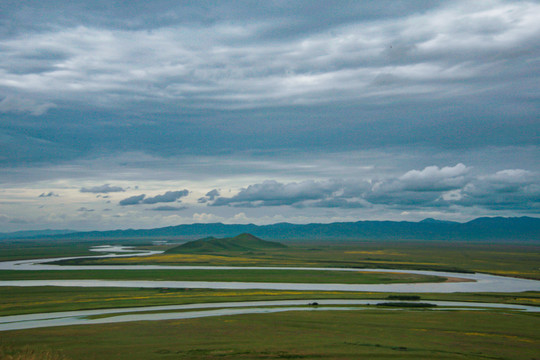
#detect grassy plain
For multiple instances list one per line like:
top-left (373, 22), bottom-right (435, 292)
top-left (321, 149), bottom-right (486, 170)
top-left (1, 285), bottom-right (539, 316)
top-left (64, 241), bottom-right (540, 279)
top-left (0, 268), bottom-right (444, 284)
top-left (0, 239), bottom-right (539, 359)
top-left (1, 310), bottom-right (539, 359)
top-left (0, 240), bottom-right (95, 261)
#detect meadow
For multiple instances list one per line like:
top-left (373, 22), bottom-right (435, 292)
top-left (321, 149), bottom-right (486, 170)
top-left (0, 268), bottom-right (444, 285)
top-left (54, 240), bottom-right (540, 279)
top-left (0, 238), bottom-right (539, 359)
top-left (1, 309), bottom-right (539, 359)
top-left (0, 240), bottom-right (96, 261)
top-left (1, 285), bottom-right (539, 317)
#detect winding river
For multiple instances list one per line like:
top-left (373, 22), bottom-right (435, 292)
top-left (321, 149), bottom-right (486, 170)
top-left (1, 299), bottom-right (539, 332)
top-left (1, 246), bottom-right (539, 293)
top-left (1, 245), bottom-right (539, 331)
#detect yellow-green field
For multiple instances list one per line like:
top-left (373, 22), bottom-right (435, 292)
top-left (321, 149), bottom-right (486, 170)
top-left (62, 241), bottom-right (540, 279)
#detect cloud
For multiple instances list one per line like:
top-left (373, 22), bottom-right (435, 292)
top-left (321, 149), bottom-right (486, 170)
top-left (77, 207), bottom-right (94, 212)
top-left (142, 190), bottom-right (189, 204)
top-left (362, 165), bottom-right (540, 212)
top-left (80, 184), bottom-right (125, 193)
top-left (366, 164), bottom-right (471, 207)
top-left (457, 169), bottom-right (540, 211)
top-left (210, 179), bottom-right (369, 208)
top-left (0, 214), bottom-right (29, 224)
top-left (305, 198), bottom-right (370, 209)
top-left (205, 164), bottom-right (538, 213)
top-left (39, 191), bottom-right (59, 197)
top-left (397, 163), bottom-right (470, 192)
top-left (1, 2), bottom-right (539, 230)
top-left (198, 189), bottom-right (220, 203)
top-left (192, 212), bottom-right (225, 223)
top-left (119, 194), bottom-right (145, 206)
top-left (118, 190), bottom-right (189, 206)
top-left (0, 96), bottom-right (56, 116)
top-left (211, 180), bottom-right (342, 207)
top-left (149, 205), bottom-right (187, 211)
top-left (1, 1), bottom-right (538, 111)
top-left (0, 1), bottom-right (539, 172)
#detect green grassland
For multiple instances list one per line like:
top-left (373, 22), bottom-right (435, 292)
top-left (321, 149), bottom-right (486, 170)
top-left (1, 239), bottom-right (539, 359)
top-left (1, 286), bottom-right (539, 317)
top-left (0, 240), bottom-right (96, 261)
top-left (1, 310), bottom-right (539, 360)
top-left (63, 241), bottom-right (540, 279)
top-left (0, 268), bottom-right (444, 284)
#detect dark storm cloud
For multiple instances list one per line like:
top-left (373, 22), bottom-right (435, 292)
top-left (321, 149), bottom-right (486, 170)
top-left (142, 190), bottom-right (189, 204)
top-left (198, 189), bottom-right (220, 203)
top-left (80, 184), bottom-right (125, 193)
top-left (38, 191), bottom-right (58, 197)
top-left (118, 194), bottom-right (145, 206)
top-left (118, 190), bottom-right (189, 206)
top-left (150, 205), bottom-right (188, 211)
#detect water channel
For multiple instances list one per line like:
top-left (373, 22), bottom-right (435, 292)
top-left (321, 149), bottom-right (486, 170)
top-left (1, 246), bottom-right (539, 293)
top-left (1, 245), bottom-right (539, 330)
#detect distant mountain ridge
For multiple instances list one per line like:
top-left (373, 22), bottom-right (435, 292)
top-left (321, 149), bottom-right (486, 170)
top-left (0, 229), bottom-right (75, 240)
top-left (2, 216), bottom-right (539, 242)
top-left (166, 233), bottom-right (286, 253)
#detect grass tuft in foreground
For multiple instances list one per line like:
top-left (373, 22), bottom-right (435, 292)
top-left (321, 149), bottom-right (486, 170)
top-left (0, 345), bottom-right (70, 360)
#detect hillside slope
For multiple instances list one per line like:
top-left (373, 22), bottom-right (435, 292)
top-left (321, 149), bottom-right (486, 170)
top-left (166, 233), bottom-right (287, 253)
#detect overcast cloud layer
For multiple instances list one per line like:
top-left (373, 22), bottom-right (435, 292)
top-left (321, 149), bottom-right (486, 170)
top-left (0, 1), bottom-right (538, 231)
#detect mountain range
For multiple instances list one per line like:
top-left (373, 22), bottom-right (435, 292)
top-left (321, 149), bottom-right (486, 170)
top-left (1, 216), bottom-right (539, 242)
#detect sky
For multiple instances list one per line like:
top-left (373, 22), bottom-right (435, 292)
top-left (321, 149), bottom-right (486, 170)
top-left (0, 0), bottom-right (539, 231)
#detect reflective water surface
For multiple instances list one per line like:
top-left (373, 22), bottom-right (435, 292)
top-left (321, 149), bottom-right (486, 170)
top-left (1, 299), bottom-right (538, 332)
top-left (2, 245), bottom-right (540, 331)
top-left (0, 245), bottom-right (539, 293)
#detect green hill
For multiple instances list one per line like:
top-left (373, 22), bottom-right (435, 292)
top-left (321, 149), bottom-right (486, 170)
top-left (166, 233), bottom-right (287, 253)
